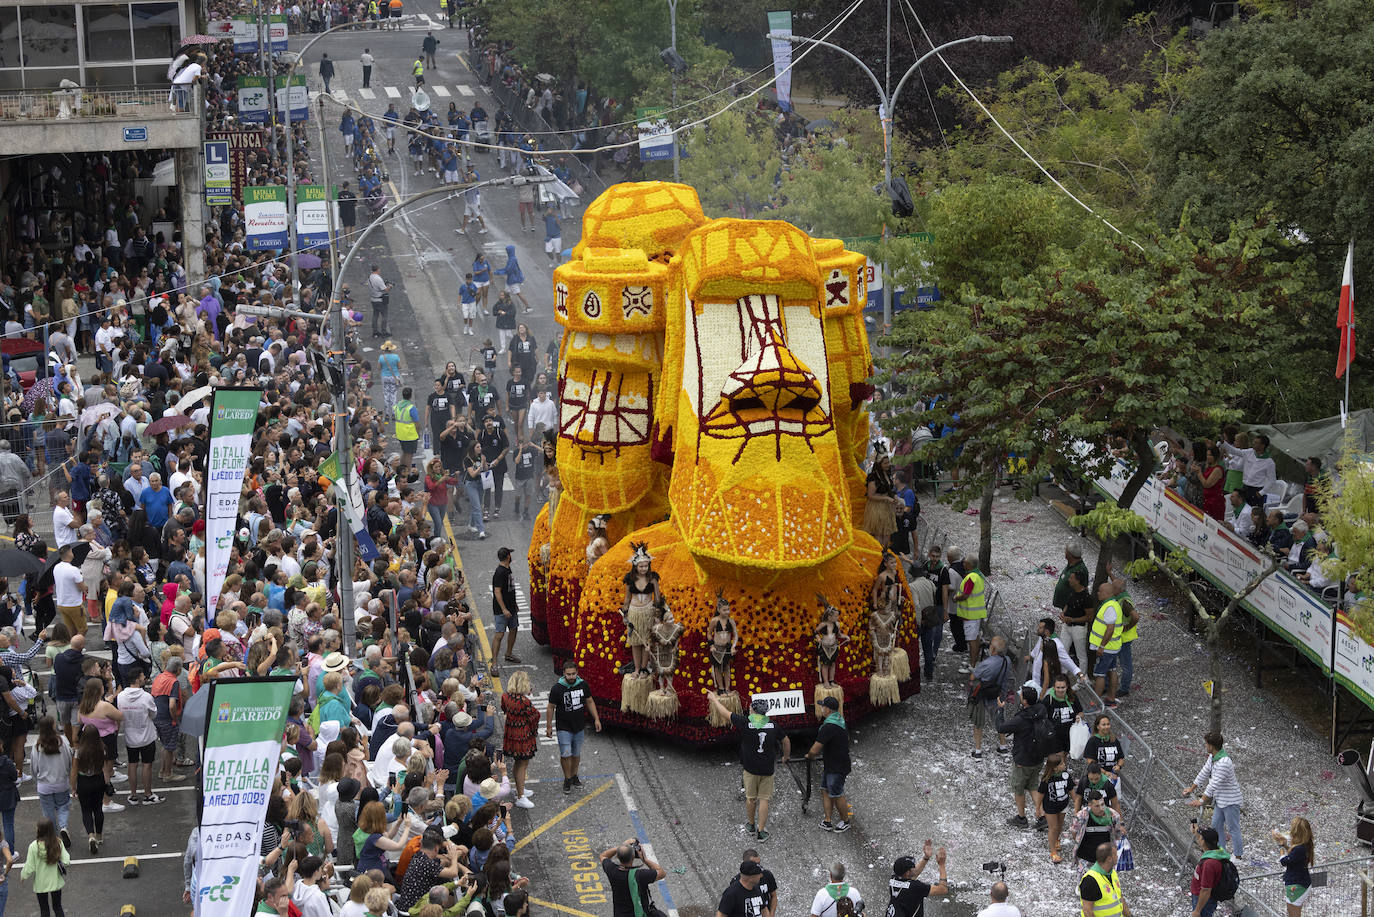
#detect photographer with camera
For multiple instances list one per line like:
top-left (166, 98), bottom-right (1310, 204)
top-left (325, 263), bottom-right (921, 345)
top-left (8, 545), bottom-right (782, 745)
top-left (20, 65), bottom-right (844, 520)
top-left (885, 841), bottom-right (947, 917)
top-left (600, 837), bottom-right (666, 917)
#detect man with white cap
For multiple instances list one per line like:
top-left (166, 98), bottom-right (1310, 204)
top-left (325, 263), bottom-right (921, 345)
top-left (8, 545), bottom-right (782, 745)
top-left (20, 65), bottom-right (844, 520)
top-left (708, 690), bottom-right (789, 843)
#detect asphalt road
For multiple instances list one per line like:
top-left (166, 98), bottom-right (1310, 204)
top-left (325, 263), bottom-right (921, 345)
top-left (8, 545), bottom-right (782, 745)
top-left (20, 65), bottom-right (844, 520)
top-left (40, 17), bottom-right (988, 917)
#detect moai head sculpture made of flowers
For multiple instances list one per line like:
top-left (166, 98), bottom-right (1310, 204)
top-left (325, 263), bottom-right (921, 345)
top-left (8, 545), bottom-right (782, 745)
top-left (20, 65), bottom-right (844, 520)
top-left (527, 182), bottom-right (919, 743)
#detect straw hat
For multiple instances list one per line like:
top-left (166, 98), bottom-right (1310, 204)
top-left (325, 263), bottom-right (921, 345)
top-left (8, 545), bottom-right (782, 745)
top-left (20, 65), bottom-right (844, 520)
top-left (380, 340), bottom-right (398, 352)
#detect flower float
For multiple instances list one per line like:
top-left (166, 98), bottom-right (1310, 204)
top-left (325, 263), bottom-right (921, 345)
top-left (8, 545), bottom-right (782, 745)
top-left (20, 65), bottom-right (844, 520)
top-left (528, 183), bottom-right (918, 744)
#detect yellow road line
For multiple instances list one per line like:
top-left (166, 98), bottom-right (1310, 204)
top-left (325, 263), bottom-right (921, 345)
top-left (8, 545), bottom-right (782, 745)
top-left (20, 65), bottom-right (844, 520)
top-left (512, 778), bottom-right (613, 854)
top-left (442, 515), bottom-right (503, 693)
top-left (529, 898), bottom-right (598, 917)
top-left (454, 52), bottom-right (471, 74)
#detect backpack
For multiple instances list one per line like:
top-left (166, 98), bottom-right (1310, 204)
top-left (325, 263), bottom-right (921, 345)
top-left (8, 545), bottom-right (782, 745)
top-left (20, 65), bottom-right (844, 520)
top-left (828, 886), bottom-right (858, 917)
top-left (1029, 712), bottom-right (1057, 761)
top-left (1212, 858), bottom-right (1241, 901)
top-left (394, 834), bottom-right (422, 881)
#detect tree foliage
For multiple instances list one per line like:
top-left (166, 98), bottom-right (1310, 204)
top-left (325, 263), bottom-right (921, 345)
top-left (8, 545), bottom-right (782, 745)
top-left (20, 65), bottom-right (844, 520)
top-left (1315, 436), bottom-right (1374, 642)
top-left (679, 109), bottom-right (780, 218)
top-left (882, 190), bottom-right (1308, 508)
top-left (1071, 502), bottom-right (1280, 734)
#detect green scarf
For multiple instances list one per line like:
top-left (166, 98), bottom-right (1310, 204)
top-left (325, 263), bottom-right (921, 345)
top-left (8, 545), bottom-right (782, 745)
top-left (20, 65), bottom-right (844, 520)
top-left (1200, 848), bottom-right (1231, 862)
top-left (1089, 810), bottom-right (1114, 826)
top-left (1211, 749), bottom-right (1230, 763)
top-left (823, 711), bottom-right (847, 730)
top-left (1051, 687), bottom-right (1068, 703)
top-left (825, 883), bottom-right (850, 901)
top-left (748, 713), bottom-right (769, 728)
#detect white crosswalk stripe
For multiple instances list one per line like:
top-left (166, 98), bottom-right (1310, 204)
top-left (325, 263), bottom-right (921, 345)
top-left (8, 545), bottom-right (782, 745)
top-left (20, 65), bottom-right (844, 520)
top-left (528, 691), bottom-right (558, 746)
top-left (456, 84), bottom-right (475, 96)
top-left (433, 85), bottom-right (450, 97)
top-left (385, 86), bottom-right (402, 98)
top-left (359, 87), bottom-right (376, 99)
top-left (309, 89), bottom-right (350, 103)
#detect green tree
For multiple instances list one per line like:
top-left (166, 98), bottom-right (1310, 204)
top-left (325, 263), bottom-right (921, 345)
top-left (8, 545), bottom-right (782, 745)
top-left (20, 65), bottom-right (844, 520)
top-left (1071, 503), bottom-right (1280, 734)
top-left (679, 109), bottom-right (780, 218)
top-left (1315, 437), bottom-right (1374, 642)
top-left (882, 198), bottom-right (1310, 579)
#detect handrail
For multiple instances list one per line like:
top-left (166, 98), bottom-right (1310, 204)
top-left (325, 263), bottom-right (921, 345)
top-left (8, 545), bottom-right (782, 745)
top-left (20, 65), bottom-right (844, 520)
top-left (0, 86), bottom-right (194, 121)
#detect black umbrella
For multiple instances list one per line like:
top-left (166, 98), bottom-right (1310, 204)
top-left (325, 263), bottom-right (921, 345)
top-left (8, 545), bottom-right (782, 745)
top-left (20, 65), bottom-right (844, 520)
top-left (0, 550), bottom-right (44, 578)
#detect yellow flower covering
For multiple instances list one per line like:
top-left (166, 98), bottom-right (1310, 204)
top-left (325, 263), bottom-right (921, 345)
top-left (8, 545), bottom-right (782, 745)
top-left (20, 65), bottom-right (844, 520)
top-left (528, 183), bottom-right (919, 742)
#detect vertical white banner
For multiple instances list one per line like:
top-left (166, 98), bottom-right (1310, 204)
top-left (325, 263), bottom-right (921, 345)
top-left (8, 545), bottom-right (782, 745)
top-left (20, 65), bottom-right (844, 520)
top-left (204, 388), bottom-right (261, 609)
top-left (195, 679), bottom-right (295, 917)
top-left (768, 11), bottom-right (794, 112)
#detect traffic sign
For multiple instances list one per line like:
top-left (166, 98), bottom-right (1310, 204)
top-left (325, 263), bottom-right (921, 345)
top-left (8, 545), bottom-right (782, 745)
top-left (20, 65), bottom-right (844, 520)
top-left (204, 141), bottom-right (232, 206)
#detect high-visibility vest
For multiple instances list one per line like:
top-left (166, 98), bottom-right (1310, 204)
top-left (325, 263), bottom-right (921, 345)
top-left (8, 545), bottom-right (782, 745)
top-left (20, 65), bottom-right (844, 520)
top-left (1079, 865), bottom-right (1123, 917)
top-left (957, 571), bottom-right (987, 620)
top-left (413, 60), bottom-right (424, 77)
top-left (1118, 591), bottom-right (1138, 643)
top-left (368, 0), bottom-right (378, 13)
top-left (394, 400), bottom-right (418, 441)
top-left (1091, 598), bottom-right (1123, 653)
top-left (439, 0), bottom-right (447, 10)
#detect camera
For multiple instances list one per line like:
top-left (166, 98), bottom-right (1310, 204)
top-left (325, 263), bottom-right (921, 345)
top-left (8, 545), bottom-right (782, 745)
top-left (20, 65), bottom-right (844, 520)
top-left (284, 819), bottom-right (304, 837)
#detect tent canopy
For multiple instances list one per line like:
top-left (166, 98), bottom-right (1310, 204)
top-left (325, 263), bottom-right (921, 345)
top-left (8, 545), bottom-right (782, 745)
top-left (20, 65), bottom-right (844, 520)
top-left (1241, 409), bottom-right (1374, 484)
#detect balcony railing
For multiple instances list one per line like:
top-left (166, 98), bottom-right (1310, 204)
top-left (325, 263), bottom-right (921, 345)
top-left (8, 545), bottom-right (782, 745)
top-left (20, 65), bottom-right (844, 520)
top-left (0, 85), bottom-right (197, 123)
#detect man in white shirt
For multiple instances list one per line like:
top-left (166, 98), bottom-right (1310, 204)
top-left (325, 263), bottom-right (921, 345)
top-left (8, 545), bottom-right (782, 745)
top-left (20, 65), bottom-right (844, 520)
top-left (977, 882), bottom-right (1022, 917)
top-left (527, 388), bottom-right (557, 435)
top-left (1224, 490), bottom-right (1253, 539)
top-left (52, 544), bottom-right (86, 641)
top-left (117, 667), bottom-right (162, 805)
top-left (170, 55), bottom-right (203, 112)
top-left (810, 862), bottom-right (862, 917)
top-left (52, 491), bottom-right (79, 548)
top-left (123, 462), bottom-right (148, 503)
top-left (1025, 617), bottom-right (1082, 691)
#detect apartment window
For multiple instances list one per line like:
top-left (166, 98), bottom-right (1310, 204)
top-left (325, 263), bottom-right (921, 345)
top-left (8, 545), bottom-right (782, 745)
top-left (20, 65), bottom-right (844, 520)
top-left (83, 4), bottom-right (133, 61)
top-left (131, 2), bottom-right (178, 59)
top-left (20, 6), bottom-right (78, 67)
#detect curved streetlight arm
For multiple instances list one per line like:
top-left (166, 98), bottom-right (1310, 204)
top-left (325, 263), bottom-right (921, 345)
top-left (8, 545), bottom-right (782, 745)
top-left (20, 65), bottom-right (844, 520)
top-left (890, 35), bottom-right (1013, 117)
top-left (766, 31), bottom-right (888, 112)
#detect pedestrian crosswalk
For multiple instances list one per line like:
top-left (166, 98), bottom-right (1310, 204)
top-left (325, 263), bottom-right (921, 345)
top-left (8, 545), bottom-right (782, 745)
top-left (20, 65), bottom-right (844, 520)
top-left (527, 691), bottom-right (558, 746)
top-left (312, 83), bottom-right (477, 106)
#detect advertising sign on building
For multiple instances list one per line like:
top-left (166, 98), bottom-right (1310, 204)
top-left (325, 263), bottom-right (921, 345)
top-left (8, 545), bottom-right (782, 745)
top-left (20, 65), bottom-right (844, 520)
top-left (203, 141), bottom-right (232, 207)
top-left (269, 14), bottom-right (288, 51)
top-left (636, 106), bottom-right (673, 162)
top-left (231, 15), bottom-right (256, 53)
top-left (203, 128), bottom-right (265, 203)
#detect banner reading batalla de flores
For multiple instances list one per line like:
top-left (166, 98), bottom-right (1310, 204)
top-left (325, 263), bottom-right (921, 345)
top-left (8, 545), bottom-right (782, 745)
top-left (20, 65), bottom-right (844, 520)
top-left (195, 678), bottom-right (295, 917)
top-left (204, 388), bottom-right (261, 607)
top-left (244, 186), bottom-right (288, 251)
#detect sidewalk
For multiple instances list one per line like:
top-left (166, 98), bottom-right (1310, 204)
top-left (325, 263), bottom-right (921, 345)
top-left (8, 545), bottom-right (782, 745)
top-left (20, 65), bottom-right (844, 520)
top-left (901, 483), bottom-right (1364, 915)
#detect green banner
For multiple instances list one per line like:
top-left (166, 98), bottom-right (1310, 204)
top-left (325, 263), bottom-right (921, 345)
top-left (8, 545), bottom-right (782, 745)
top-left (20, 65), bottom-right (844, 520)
top-left (197, 678), bottom-right (295, 917)
top-left (205, 388), bottom-right (262, 603)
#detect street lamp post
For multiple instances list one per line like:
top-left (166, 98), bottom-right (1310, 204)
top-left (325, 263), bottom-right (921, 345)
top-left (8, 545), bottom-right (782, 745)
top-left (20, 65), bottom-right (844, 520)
top-left (765, 32), bottom-right (1012, 335)
top-left (242, 170), bottom-right (550, 655)
top-left (668, 0), bottom-right (680, 182)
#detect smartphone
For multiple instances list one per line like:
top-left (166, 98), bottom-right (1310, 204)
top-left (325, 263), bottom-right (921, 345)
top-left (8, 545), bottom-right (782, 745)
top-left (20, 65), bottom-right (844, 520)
top-left (495, 750), bottom-right (504, 763)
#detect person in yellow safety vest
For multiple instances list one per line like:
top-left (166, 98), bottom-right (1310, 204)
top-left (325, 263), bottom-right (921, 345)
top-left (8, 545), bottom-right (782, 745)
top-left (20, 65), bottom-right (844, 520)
top-left (367, 0), bottom-right (379, 26)
top-left (1080, 841), bottom-right (1132, 917)
top-left (952, 555), bottom-right (987, 676)
top-left (412, 57), bottom-right (425, 88)
top-left (1089, 583), bottom-right (1123, 708)
top-left (1112, 579), bottom-right (1140, 699)
top-left (394, 386), bottom-right (420, 475)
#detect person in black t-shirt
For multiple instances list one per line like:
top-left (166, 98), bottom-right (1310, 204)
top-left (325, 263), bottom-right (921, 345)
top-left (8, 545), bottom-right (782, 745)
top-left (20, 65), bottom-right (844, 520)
top-left (491, 547), bottom-right (519, 665)
top-left (337, 182), bottom-right (358, 243)
top-left (806, 695), bottom-right (852, 833)
top-left (708, 693), bottom-right (790, 842)
top-left (716, 860), bottom-right (768, 917)
top-left (741, 848), bottom-right (778, 917)
top-left (426, 379), bottom-right (455, 447)
top-left (600, 839), bottom-right (666, 917)
top-left (546, 660), bottom-right (601, 793)
top-left (886, 842), bottom-right (948, 917)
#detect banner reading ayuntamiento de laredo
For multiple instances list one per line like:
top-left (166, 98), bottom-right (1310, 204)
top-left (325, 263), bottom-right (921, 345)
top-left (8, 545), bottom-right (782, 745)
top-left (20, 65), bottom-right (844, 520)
top-left (195, 678), bottom-right (295, 917)
top-left (204, 388), bottom-right (261, 608)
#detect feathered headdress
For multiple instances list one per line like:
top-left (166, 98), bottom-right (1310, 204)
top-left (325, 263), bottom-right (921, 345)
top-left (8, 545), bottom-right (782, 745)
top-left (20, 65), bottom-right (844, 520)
top-left (629, 541), bottom-right (653, 565)
top-left (715, 587), bottom-right (731, 616)
top-left (591, 514), bottom-right (610, 530)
